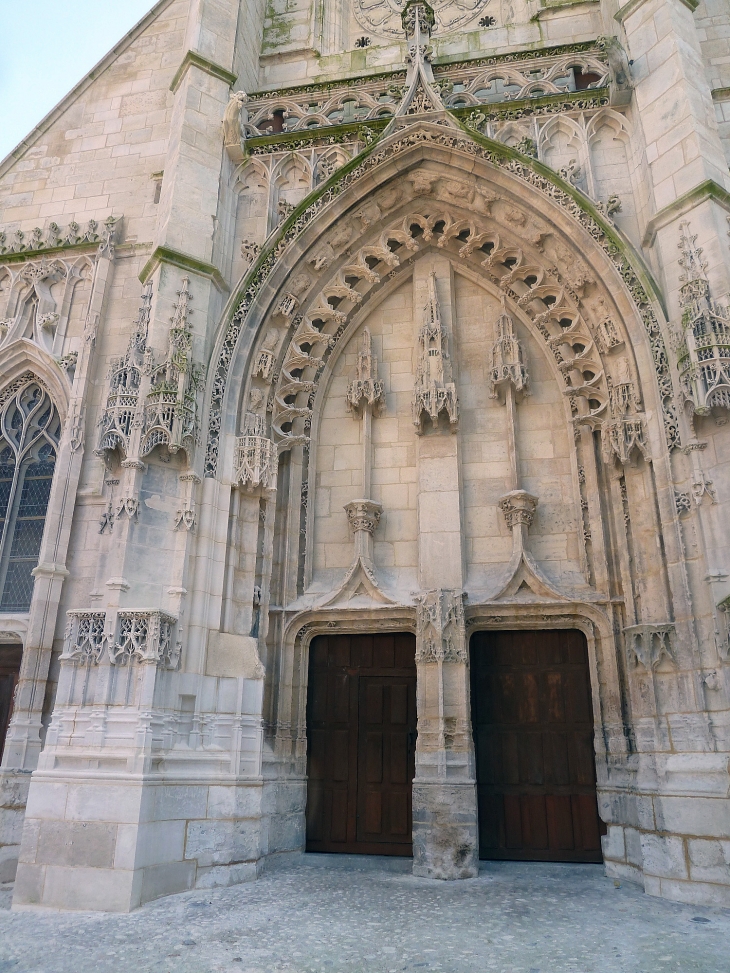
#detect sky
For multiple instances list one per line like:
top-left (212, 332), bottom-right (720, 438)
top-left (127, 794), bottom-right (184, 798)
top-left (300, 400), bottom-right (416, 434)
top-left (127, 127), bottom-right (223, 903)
top-left (0, 1), bottom-right (156, 161)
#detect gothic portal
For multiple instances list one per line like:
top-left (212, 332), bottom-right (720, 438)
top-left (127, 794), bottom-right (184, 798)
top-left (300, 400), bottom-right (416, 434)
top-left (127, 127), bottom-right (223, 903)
top-left (1, 0), bottom-right (730, 914)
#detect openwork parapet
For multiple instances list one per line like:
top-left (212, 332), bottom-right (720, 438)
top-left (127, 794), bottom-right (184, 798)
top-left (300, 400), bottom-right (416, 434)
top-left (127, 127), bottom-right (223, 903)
top-left (61, 609), bottom-right (179, 668)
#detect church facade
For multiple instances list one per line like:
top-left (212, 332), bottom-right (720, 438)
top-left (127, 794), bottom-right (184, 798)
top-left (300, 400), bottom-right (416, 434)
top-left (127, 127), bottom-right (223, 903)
top-left (1, 0), bottom-right (730, 913)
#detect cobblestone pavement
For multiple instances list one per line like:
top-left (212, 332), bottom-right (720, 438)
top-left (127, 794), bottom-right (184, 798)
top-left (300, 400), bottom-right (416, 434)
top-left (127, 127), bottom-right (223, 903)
top-left (1, 856), bottom-right (729, 973)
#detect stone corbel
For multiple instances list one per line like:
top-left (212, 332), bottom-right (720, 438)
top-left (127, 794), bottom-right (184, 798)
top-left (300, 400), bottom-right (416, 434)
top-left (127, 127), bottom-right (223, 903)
top-left (174, 472), bottom-right (200, 531)
top-left (492, 491), bottom-right (564, 600)
top-left (321, 499), bottom-right (395, 606)
top-left (223, 90), bottom-right (248, 162)
top-left (623, 623), bottom-right (677, 670)
top-left (601, 414), bottom-right (651, 467)
top-left (596, 35), bottom-right (632, 106)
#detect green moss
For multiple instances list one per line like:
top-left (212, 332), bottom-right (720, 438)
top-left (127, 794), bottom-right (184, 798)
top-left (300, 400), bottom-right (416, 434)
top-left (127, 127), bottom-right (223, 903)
top-left (246, 117), bottom-right (389, 151)
top-left (140, 246), bottom-right (227, 292)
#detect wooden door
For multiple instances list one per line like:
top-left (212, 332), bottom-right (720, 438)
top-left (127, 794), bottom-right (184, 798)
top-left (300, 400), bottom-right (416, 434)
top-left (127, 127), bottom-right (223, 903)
top-left (471, 630), bottom-right (604, 863)
top-left (0, 645), bottom-right (22, 762)
top-left (306, 632), bottom-right (416, 856)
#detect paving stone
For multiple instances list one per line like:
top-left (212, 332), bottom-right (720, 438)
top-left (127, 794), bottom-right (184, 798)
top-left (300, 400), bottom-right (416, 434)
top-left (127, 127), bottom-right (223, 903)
top-left (1, 857), bottom-right (730, 973)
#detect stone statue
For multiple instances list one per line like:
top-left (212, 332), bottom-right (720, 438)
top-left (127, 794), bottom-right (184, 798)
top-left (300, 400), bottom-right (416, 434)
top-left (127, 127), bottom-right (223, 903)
top-left (223, 90), bottom-right (248, 147)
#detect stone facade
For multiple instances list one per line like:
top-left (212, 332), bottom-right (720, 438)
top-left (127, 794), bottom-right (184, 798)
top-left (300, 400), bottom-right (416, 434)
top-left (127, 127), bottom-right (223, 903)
top-left (0, 0), bottom-right (728, 913)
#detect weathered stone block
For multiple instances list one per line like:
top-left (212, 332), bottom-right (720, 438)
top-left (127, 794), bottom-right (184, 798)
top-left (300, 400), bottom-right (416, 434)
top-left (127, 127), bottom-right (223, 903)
top-left (640, 833), bottom-right (688, 880)
top-left (185, 818), bottom-right (262, 867)
top-left (412, 782), bottom-right (478, 880)
top-left (139, 861), bottom-right (196, 906)
top-left (207, 784), bottom-right (263, 820)
top-left (36, 820), bottom-right (117, 868)
top-left (625, 827), bottom-right (644, 868)
top-left (688, 838), bottom-right (730, 884)
top-left (195, 860), bottom-right (260, 889)
top-left (601, 824), bottom-right (626, 861)
top-left (0, 844), bottom-right (19, 883)
top-left (654, 797), bottom-right (730, 839)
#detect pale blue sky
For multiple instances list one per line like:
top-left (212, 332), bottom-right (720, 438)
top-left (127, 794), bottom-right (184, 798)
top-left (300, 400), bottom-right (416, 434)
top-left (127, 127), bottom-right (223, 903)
top-left (0, 1), bottom-right (156, 161)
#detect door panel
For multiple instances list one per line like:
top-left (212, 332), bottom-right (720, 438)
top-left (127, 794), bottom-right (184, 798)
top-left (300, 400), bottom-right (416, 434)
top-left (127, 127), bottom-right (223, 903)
top-left (471, 630), bottom-right (605, 863)
top-left (306, 633), bottom-right (416, 856)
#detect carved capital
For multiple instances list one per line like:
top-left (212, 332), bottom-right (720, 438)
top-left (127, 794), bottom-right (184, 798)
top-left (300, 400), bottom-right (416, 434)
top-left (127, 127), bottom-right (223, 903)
top-left (345, 499), bottom-right (382, 535)
top-left (498, 490), bottom-right (538, 529)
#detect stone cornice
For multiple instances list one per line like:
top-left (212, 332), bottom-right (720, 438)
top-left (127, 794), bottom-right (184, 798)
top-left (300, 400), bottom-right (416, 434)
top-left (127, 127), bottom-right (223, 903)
top-left (0, 0), bottom-right (177, 180)
top-left (139, 245), bottom-right (228, 292)
top-left (711, 87), bottom-right (730, 102)
top-left (169, 51), bottom-right (237, 94)
top-left (642, 179), bottom-right (730, 247)
top-left (615, 0), bottom-right (698, 24)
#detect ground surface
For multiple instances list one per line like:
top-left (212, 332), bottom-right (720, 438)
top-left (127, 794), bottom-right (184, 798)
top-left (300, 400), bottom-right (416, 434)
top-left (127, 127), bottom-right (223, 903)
top-left (0, 856), bottom-right (729, 973)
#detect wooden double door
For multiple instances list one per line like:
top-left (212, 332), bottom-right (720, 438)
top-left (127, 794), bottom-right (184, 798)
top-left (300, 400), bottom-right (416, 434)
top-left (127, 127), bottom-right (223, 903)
top-left (471, 630), bottom-right (604, 863)
top-left (306, 632), bottom-right (417, 856)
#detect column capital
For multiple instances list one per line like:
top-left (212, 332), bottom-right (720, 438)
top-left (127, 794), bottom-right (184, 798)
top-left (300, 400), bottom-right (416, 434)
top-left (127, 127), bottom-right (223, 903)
top-left (344, 499), bottom-right (382, 535)
top-left (498, 490), bottom-right (539, 530)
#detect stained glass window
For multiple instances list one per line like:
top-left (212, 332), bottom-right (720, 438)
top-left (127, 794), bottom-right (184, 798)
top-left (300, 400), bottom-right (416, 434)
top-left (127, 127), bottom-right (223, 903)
top-left (0, 381), bottom-right (61, 612)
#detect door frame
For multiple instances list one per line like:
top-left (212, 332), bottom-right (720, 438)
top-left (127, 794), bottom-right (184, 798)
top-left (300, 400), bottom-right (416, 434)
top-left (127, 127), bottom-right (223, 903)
top-left (469, 626), bottom-right (605, 862)
top-left (279, 603), bottom-right (619, 858)
top-left (282, 610), bottom-right (417, 849)
top-left (0, 643), bottom-right (23, 762)
top-left (464, 605), bottom-right (623, 847)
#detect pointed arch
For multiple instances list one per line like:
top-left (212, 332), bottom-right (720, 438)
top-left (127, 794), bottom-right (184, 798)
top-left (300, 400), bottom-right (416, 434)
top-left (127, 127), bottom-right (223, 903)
top-left (0, 338), bottom-right (71, 421)
top-left (203, 120), bottom-right (672, 485)
top-left (0, 372), bottom-right (63, 612)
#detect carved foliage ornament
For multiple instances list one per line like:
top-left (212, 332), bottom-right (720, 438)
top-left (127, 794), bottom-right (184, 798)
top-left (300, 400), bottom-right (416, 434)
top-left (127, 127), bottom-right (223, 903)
top-left (415, 589), bottom-right (467, 663)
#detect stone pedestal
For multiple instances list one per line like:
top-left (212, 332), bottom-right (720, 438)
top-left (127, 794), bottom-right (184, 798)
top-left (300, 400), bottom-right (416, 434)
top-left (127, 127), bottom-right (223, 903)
top-left (0, 770), bottom-right (31, 883)
top-left (412, 589), bottom-right (478, 880)
top-left (12, 621), bottom-right (267, 912)
top-left (412, 780), bottom-right (478, 880)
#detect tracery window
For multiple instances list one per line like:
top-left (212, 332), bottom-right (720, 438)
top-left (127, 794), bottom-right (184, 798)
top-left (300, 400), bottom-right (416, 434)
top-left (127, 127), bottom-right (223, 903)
top-left (0, 380), bottom-right (61, 612)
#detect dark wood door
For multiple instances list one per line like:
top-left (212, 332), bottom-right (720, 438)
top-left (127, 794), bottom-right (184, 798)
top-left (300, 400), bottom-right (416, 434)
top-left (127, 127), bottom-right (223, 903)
top-left (306, 632), bottom-right (416, 856)
top-left (471, 630), bottom-right (604, 863)
top-left (0, 645), bottom-right (22, 762)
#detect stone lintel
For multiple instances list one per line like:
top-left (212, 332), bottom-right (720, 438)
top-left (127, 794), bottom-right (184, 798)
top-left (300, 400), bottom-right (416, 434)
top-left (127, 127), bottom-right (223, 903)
top-left (641, 179), bottom-right (730, 248)
top-left (169, 50), bottom-right (237, 94)
top-left (139, 246), bottom-right (228, 293)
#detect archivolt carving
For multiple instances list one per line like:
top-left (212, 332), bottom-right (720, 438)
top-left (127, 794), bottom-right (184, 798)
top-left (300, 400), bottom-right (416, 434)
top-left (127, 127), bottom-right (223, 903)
top-left (254, 203), bottom-right (648, 461)
top-left (205, 124), bottom-right (676, 477)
